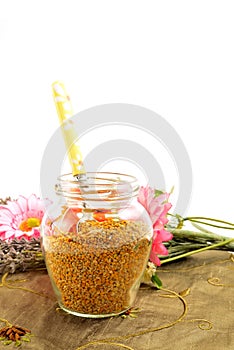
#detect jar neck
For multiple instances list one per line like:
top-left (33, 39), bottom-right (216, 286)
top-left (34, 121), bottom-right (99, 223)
top-left (55, 172), bottom-right (139, 209)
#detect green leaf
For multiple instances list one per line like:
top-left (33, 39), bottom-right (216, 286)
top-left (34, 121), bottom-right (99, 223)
top-left (15, 340), bottom-right (21, 347)
top-left (169, 186), bottom-right (174, 195)
top-left (21, 337), bottom-right (30, 342)
top-left (154, 189), bottom-right (164, 198)
top-left (3, 340), bottom-right (12, 345)
top-left (151, 273), bottom-right (163, 288)
top-left (179, 288), bottom-right (191, 297)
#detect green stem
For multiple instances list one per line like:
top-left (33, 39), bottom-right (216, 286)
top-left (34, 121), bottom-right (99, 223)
top-left (188, 220), bottom-right (234, 230)
top-left (190, 222), bottom-right (216, 235)
top-left (168, 228), bottom-right (228, 242)
top-left (183, 216), bottom-right (234, 229)
top-left (161, 238), bottom-right (234, 265)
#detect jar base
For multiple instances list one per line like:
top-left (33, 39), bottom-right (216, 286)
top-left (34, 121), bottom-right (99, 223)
top-left (58, 302), bottom-right (130, 319)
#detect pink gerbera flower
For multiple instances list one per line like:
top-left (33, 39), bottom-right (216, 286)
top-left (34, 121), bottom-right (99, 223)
top-left (138, 186), bottom-right (173, 266)
top-left (0, 194), bottom-right (49, 241)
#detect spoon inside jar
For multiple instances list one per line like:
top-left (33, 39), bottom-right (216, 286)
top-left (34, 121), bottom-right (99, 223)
top-left (51, 81), bottom-right (92, 226)
top-left (51, 82), bottom-right (124, 230)
top-left (51, 81), bottom-right (87, 180)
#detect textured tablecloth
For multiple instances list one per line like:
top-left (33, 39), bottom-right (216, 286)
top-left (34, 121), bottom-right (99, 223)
top-left (0, 250), bottom-right (233, 350)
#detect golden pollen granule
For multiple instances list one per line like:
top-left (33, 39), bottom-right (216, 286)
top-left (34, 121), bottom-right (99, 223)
top-left (44, 219), bottom-right (152, 316)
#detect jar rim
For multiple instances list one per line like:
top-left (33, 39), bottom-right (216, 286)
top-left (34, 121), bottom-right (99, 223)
top-left (55, 172), bottom-right (139, 202)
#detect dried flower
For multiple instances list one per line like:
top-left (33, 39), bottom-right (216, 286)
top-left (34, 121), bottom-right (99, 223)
top-left (0, 195), bottom-right (50, 241)
top-left (0, 322), bottom-right (32, 346)
top-left (141, 261), bottom-right (157, 285)
top-left (138, 186), bottom-right (173, 266)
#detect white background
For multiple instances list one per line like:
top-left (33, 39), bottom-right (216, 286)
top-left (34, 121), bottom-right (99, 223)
top-left (0, 1), bottom-right (233, 229)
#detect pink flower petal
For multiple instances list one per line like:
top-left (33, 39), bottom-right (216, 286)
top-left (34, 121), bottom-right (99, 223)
top-left (3, 201), bottom-right (22, 216)
top-left (0, 194), bottom-right (49, 241)
top-left (36, 201), bottom-right (44, 212)
top-left (17, 196), bottom-right (28, 213)
top-left (137, 187), bottom-right (147, 208)
top-left (155, 242), bottom-right (168, 256)
top-left (160, 202), bottom-right (172, 218)
top-left (148, 203), bottom-right (163, 221)
top-left (149, 251), bottom-right (161, 266)
top-left (27, 194), bottom-right (39, 211)
top-left (158, 229), bottom-right (173, 242)
top-left (24, 231), bottom-right (34, 237)
top-left (0, 218), bottom-right (12, 225)
top-left (2, 230), bottom-right (16, 240)
top-left (137, 185), bottom-right (173, 266)
top-left (32, 228), bottom-right (41, 238)
top-left (156, 192), bottom-right (169, 203)
top-left (14, 229), bottom-right (25, 238)
top-left (153, 221), bottom-right (164, 230)
top-left (0, 224), bottom-right (12, 232)
top-left (0, 207), bottom-right (15, 220)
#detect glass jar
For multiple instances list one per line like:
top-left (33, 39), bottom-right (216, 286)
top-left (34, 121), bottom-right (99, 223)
top-left (41, 172), bottom-right (153, 318)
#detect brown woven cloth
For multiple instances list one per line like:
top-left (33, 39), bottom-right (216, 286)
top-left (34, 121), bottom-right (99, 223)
top-left (0, 250), bottom-right (233, 350)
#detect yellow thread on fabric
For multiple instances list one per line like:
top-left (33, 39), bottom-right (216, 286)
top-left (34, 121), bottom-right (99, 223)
top-left (160, 254), bottom-right (233, 273)
top-left (185, 318), bottom-right (212, 330)
top-left (159, 288), bottom-right (191, 298)
top-left (75, 287), bottom-right (188, 350)
top-left (77, 343), bottom-right (134, 350)
top-left (0, 273), bottom-right (55, 301)
top-left (207, 277), bottom-right (234, 288)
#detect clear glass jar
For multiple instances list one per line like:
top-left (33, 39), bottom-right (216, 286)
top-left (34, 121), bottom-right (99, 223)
top-left (41, 172), bottom-right (153, 318)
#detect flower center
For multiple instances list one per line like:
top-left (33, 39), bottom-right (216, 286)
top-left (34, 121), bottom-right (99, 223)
top-left (19, 217), bottom-right (41, 232)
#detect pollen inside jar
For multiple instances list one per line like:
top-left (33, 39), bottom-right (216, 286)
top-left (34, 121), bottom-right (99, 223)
top-left (42, 173), bottom-right (153, 318)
